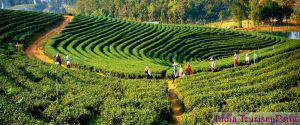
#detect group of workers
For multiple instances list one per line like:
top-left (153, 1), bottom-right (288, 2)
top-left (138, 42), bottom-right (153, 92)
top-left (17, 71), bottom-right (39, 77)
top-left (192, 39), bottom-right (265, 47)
top-left (211, 52), bottom-right (258, 72)
top-left (145, 52), bottom-right (258, 79)
top-left (55, 53), bottom-right (71, 68)
top-left (144, 62), bottom-right (193, 80)
top-left (55, 52), bottom-right (258, 78)
top-left (172, 62), bottom-right (193, 77)
top-left (234, 52), bottom-right (257, 67)
top-left (210, 52), bottom-right (258, 72)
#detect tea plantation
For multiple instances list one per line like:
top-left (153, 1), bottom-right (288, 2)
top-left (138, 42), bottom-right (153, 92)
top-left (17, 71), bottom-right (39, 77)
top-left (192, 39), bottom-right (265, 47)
top-left (0, 9), bottom-right (299, 124)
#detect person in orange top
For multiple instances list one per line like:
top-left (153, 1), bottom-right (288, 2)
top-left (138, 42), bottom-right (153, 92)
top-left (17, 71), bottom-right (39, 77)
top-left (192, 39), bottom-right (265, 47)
top-left (179, 64), bottom-right (184, 77)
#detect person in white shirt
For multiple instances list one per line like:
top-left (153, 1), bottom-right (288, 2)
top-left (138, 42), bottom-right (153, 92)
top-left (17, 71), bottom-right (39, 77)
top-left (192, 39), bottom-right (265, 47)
top-left (245, 53), bottom-right (250, 65)
top-left (210, 58), bottom-right (217, 72)
top-left (144, 66), bottom-right (151, 79)
top-left (234, 53), bottom-right (238, 67)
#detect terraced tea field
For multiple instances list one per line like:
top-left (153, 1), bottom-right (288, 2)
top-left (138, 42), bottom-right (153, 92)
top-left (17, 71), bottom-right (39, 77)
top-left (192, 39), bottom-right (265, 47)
top-left (46, 15), bottom-right (286, 78)
top-left (0, 9), bottom-right (299, 124)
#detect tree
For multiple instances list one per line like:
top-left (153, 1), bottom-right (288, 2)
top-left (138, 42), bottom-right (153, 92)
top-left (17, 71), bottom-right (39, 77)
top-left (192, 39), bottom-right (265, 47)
top-left (260, 0), bottom-right (284, 24)
top-left (120, 4), bottom-right (128, 18)
top-left (148, 3), bottom-right (157, 21)
top-left (160, 1), bottom-right (168, 23)
top-left (140, 0), bottom-right (148, 21)
top-left (177, 0), bottom-right (188, 24)
top-left (113, 0), bottom-right (120, 18)
top-left (275, 0), bottom-right (295, 24)
top-left (249, 0), bottom-right (261, 26)
top-left (74, 0), bottom-right (99, 15)
top-left (230, 0), bottom-right (248, 28)
top-left (135, 2), bottom-right (142, 21)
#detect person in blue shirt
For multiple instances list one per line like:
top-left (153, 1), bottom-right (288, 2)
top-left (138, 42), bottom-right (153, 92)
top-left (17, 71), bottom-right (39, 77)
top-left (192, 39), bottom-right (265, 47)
top-left (173, 62), bottom-right (178, 77)
top-left (253, 53), bottom-right (257, 64)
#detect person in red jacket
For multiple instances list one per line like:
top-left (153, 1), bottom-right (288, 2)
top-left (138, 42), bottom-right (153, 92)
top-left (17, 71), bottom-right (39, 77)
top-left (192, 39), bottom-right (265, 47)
top-left (186, 62), bottom-right (192, 76)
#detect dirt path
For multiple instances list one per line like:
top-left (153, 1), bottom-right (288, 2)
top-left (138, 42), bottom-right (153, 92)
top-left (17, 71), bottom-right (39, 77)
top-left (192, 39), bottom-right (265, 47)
top-left (168, 80), bottom-right (183, 125)
top-left (25, 15), bottom-right (105, 76)
top-left (26, 15), bottom-right (73, 65)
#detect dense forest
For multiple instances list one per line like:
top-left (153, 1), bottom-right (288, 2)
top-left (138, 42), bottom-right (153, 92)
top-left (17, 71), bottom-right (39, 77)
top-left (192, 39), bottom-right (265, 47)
top-left (74, 0), bottom-right (298, 26)
top-left (74, 0), bottom-right (233, 24)
top-left (2, 0), bottom-right (299, 26)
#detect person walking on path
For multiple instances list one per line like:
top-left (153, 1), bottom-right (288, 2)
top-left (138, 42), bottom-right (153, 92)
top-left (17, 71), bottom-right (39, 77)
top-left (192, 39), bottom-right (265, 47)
top-left (253, 53), bottom-right (257, 64)
top-left (186, 62), bottom-right (192, 76)
top-left (144, 66), bottom-right (151, 79)
top-left (234, 53), bottom-right (238, 67)
top-left (173, 62), bottom-right (178, 77)
top-left (179, 64), bottom-right (184, 77)
top-left (66, 55), bottom-right (70, 68)
top-left (245, 53), bottom-right (250, 65)
top-left (55, 53), bottom-right (62, 66)
top-left (210, 58), bottom-right (217, 72)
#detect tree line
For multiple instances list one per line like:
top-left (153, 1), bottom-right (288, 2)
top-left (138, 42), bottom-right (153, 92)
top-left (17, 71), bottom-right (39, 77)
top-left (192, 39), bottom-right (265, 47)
top-left (2, 0), bottom-right (298, 26)
top-left (73, 0), bottom-right (298, 26)
top-left (230, 0), bottom-right (297, 28)
top-left (74, 0), bottom-right (232, 24)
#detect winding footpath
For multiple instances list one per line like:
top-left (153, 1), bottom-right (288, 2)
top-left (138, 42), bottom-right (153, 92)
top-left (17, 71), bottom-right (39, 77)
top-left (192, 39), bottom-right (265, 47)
top-left (168, 80), bottom-right (183, 125)
top-left (26, 15), bottom-right (73, 66)
top-left (25, 15), bottom-right (106, 77)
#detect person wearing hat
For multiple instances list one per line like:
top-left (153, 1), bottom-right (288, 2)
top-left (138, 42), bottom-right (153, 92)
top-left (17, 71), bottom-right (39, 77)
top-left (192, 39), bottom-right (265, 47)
top-left (210, 58), bottom-right (217, 72)
top-left (245, 53), bottom-right (250, 65)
